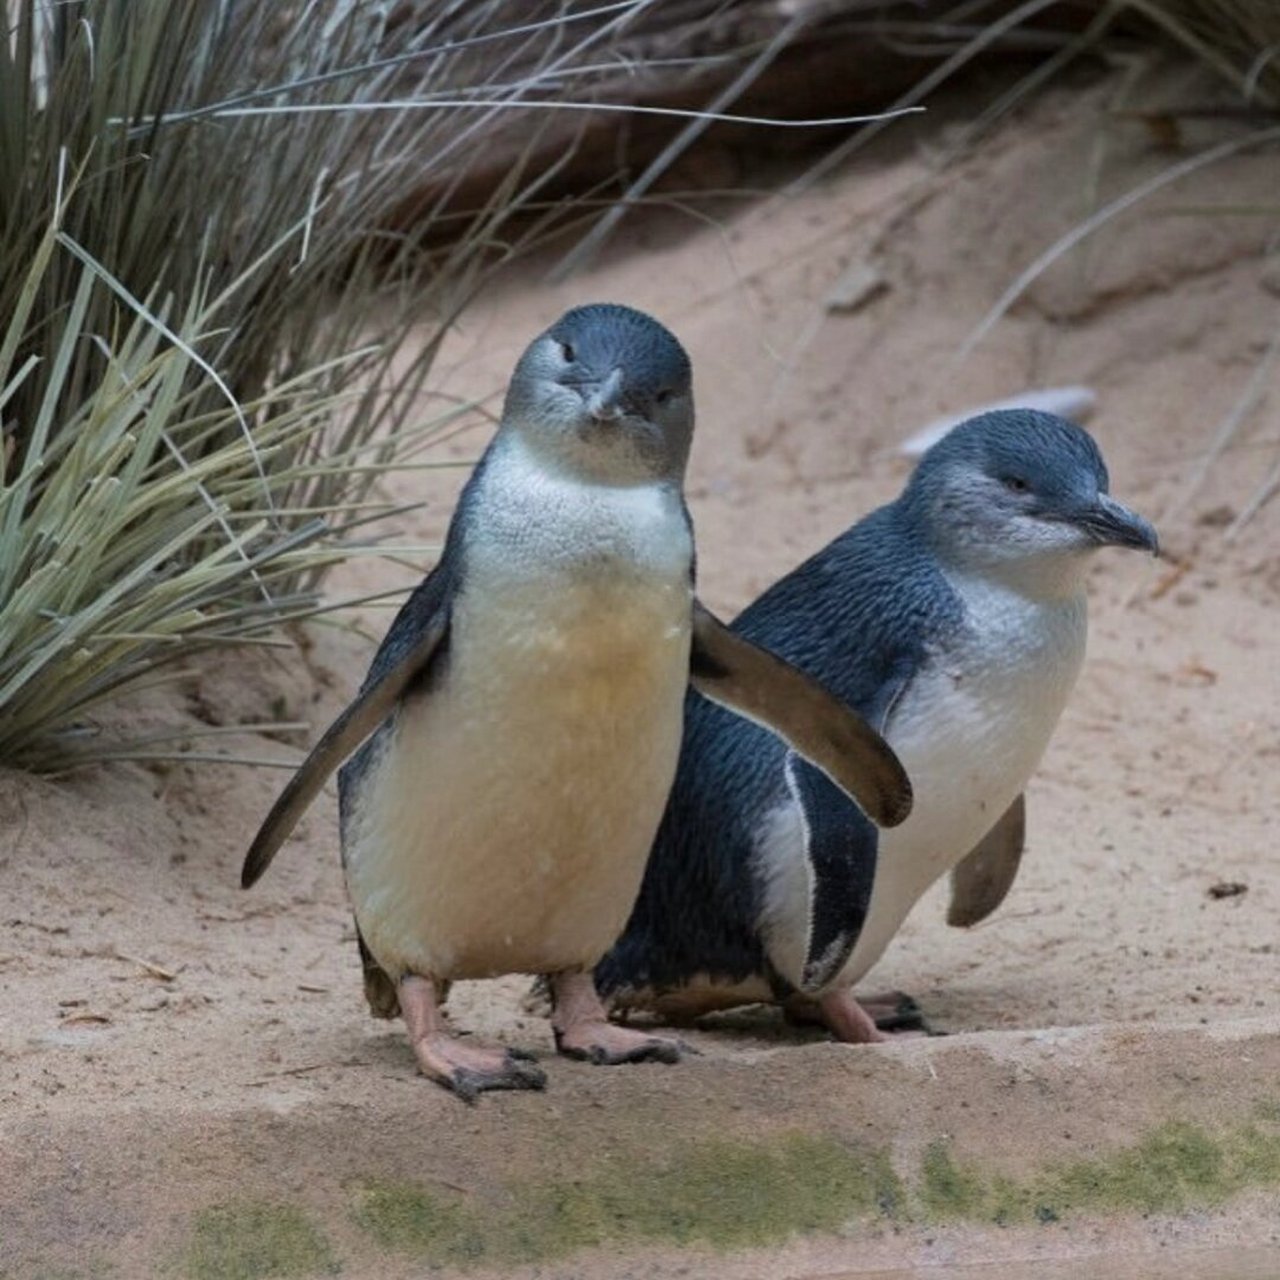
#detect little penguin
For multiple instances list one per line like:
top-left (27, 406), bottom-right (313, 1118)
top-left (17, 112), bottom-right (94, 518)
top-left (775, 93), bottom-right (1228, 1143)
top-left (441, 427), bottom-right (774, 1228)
top-left (595, 409), bottom-right (1158, 1042)
top-left (240, 303), bottom-right (912, 1099)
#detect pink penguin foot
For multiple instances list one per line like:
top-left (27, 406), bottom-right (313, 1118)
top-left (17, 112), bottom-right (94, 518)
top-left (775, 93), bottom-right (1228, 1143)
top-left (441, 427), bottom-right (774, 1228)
top-left (411, 1032), bottom-right (546, 1102)
top-left (785, 988), bottom-right (931, 1043)
top-left (399, 974), bottom-right (545, 1102)
top-left (817, 989), bottom-right (889, 1044)
top-left (551, 971), bottom-right (685, 1066)
top-left (858, 990), bottom-right (931, 1034)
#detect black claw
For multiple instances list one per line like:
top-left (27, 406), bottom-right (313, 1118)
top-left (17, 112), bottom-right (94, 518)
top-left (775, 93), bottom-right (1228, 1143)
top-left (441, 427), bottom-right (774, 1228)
top-left (449, 1070), bottom-right (482, 1105)
top-left (598, 1039), bottom-right (682, 1066)
top-left (442, 1060), bottom-right (546, 1102)
top-left (506, 1046), bottom-right (540, 1063)
top-left (873, 995), bottom-right (932, 1035)
top-left (646, 1040), bottom-right (682, 1065)
top-left (510, 1059), bottom-right (549, 1089)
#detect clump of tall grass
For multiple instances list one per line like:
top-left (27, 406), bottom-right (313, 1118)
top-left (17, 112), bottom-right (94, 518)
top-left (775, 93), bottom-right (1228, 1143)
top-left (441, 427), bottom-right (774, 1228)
top-left (0, 0), bottom-right (659, 770)
top-left (1127, 0), bottom-right (1280, 105)
top-left (1, 216), bottom-right (363, 769)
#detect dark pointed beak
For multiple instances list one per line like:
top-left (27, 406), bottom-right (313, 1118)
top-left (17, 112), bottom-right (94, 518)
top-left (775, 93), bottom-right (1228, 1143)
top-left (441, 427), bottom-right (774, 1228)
top-left (1076, 493), bottom-right (1160, 555)
top-left (584, 367), bottom-right (624, 423)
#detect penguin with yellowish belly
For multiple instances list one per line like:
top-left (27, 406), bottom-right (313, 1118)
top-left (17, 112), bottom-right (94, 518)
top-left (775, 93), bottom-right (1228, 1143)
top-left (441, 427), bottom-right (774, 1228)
top-left (242, 304), bottom-right (912, 1100)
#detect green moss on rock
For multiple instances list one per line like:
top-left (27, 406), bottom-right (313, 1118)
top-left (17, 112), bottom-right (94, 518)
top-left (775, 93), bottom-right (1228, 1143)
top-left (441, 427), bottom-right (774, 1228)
top-left (1048, 1122), bottom-right (1226, 1215)
top-left (349, 1132), bottom-right (896, 1267)
top-left (180, 1201), bottom-right (336, 1280)
top-left (922, 1120), bottom-right (1280, 1226)
top-left (341, 1115), bottom-right (1280, 1269)
top-left (921, 1141), bottom-right (988, 1219)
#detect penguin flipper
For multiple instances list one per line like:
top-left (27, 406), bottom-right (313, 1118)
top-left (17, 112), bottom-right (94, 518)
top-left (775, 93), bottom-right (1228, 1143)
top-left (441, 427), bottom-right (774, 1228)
top-left (784, 756), bottom-right (879, 993)
top-left (688, 600), bottom-right (912, 829)
top-left (240, 597), bottom-right (450, 888)
top-left (946, 793), bottom-right (1026, 927)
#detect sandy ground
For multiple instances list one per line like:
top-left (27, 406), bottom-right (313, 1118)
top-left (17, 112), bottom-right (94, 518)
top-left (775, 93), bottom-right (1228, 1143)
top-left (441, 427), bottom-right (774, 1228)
top-left (3, 65), bottom-right (1280, 1278)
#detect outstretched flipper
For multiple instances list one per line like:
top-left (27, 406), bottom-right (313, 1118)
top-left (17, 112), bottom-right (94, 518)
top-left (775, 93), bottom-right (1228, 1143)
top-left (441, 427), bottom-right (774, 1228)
top-left (241, 569), bottom-right (453, 888)
top-left (946, 793), bottom-right (1026, 927)
top-left (688, 601), bottom-right (912, 829)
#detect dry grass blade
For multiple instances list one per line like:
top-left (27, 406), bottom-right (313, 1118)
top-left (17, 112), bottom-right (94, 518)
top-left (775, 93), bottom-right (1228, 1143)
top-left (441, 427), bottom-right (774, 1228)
top-left (937, 0), bottom-right (1280, 514)
top-left (958, 124), bottom-right (1280, 363)
top-left (1168, 307), bottom-right (1280, 521)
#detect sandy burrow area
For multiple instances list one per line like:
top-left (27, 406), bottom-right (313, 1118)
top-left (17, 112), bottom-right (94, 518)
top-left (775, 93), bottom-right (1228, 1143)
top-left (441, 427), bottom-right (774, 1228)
top-left (3, 67), bottom-right (1279, 1278)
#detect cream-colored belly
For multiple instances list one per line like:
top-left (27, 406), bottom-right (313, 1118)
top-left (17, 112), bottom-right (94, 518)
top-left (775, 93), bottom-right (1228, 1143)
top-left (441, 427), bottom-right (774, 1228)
top-left (344, 574), bottom-right (691, 981)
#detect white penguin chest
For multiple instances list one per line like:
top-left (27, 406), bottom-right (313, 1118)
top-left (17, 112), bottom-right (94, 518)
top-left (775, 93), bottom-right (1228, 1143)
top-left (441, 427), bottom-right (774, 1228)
top-left (840, 580), bottom-right (1087, 982)
top-left (343, 454), bottom-right (695, 982)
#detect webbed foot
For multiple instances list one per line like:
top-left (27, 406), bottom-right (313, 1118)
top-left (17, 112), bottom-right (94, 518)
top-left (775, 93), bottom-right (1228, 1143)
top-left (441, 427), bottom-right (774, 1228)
top-left (399, 974), bottom-right (545, 1101)
top-left (412, 1032), bottom-right (546, 1101)
top-left (785, 988), bottom-right (933, 1043)
top-left (550, 970), bottom-right (685, 1066)
top-left (859, 990), bottom-right (932, 1035)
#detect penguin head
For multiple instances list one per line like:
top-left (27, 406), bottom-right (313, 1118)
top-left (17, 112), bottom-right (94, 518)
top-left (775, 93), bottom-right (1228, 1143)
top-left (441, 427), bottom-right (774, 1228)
top-left (502, 304), bottom-right (694, 485)
top-left (903, 409), bottom-right (1158, 593)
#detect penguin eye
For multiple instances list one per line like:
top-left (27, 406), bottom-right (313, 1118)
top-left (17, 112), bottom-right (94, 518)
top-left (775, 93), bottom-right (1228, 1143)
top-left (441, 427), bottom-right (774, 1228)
top-left (558, 341), bottom-right (575, 362)
top-left (655, 388), bottom-right (675, 406)
top-left (1002, 475), bottom-right (1030, 494)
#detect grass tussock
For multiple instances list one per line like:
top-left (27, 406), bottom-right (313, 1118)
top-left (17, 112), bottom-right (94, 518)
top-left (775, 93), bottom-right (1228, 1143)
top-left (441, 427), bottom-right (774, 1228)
top-left (1126, 0), bottom-right (1280, 105)
top-left (0, 0), bottom-right (655, 770)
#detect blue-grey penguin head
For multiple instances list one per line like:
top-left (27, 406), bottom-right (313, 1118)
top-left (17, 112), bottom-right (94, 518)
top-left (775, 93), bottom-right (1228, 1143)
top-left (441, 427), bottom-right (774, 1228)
top-left (903, 409), bottom-right (1158, 592)
top-left (501, 303), bottom-right (694, 485)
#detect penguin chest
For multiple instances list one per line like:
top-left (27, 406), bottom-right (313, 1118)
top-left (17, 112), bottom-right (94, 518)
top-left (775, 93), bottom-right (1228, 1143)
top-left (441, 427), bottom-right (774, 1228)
top-left (840, 587), bottom-right (1087, 983)
top-left (344, 569), bottom-right (693, 982)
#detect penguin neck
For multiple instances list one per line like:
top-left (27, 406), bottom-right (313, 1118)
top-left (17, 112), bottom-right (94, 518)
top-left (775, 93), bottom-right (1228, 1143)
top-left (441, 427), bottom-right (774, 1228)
top-left (470, 429), bottom-right (693, 583)
top-left (497, 419), bottom-right (678, 491)
top-left (935, 543), bottom-right (1093, 604)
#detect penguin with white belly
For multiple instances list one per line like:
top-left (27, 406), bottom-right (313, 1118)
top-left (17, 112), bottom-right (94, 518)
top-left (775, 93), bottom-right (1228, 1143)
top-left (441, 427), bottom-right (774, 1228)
top-left (241, 304), bottom-right (912, 1099)
top-left (596, 409), bottom-right (1158, 1042)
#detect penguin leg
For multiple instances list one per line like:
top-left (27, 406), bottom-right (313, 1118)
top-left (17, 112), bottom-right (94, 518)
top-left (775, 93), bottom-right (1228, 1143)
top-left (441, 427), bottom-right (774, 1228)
top-left (549, 971), bottom-right (684, 1066)
top-left (398, 975), bottom-right (546, 1102)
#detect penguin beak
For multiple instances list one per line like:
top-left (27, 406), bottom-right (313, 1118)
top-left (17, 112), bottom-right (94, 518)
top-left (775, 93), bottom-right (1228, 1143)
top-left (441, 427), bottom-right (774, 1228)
top-left (1074, 493), bottom-right (1160, 555)
top-left (583, 368), bottom-right (625, 423)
